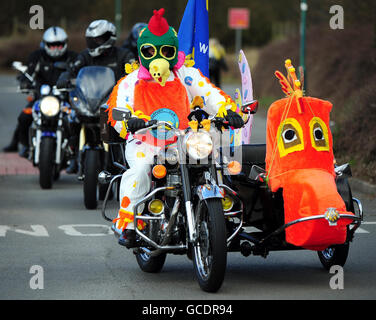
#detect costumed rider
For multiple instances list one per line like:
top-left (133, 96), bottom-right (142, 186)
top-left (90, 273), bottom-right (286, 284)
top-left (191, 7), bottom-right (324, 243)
top-left (106, 8), bottom-right (244, 248)
top-left (3, 27), bottom-right (77, 157)
top-left (58, 19), bottom-right (135, 174)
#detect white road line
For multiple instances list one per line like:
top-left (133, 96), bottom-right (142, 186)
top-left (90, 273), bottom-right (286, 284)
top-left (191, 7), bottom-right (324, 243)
top-left (355, 227), bottom-right (370, 233)
top-left (0, 87), bottom-right (18, 93)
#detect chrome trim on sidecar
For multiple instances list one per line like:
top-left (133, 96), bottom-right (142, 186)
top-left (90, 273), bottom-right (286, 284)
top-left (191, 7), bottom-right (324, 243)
top-left (258, 211), bottom-right (363, 246)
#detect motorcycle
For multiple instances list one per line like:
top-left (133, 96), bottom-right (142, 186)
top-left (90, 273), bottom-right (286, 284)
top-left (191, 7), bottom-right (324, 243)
top-left (68, 66), bottom-right (116, 209)
top-left (99, 105), bottom-right (236, 292)
top-left (12, 61), bottom-right (71, 189)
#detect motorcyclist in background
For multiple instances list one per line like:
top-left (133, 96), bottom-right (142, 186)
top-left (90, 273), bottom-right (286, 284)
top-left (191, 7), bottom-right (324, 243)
top-left (121, 22), bottom-right (147, 61)
top-left (59, 19), bottom-right (135, 174)
top-left (208, 38), bottom-right (228, 88)
top-left (3, 27), bottom-right (77, 157)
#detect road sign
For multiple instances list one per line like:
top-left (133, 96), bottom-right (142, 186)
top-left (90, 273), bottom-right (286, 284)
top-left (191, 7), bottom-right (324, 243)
top-left (228, 8), bottom-right (250, 30)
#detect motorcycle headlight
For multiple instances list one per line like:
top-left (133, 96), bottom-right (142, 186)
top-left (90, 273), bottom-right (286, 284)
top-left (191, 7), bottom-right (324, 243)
top-left (158, 147), bottom-right (179, 165)
top-left (40, 96), bottom-right (60, 117)
top-left (148, 199), bottom-right (164, 216)
top-left (185, 131), bottom-right (213, 160)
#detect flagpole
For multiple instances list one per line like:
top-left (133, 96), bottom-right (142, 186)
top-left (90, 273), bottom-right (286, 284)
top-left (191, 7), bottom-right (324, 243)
top-left (115, 0), bottom-right (122, 37)
top-left (300, 0), bottom-right (307, 91)
top-left (235, 29), bottom-right (242, 55)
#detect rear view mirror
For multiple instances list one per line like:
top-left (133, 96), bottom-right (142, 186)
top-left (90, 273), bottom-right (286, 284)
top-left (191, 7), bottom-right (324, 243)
top-left (241, 100), bottom-right (258, 115)
top-left (12, 61), bottom-right (27, 73)
top-left (112, 108), bottom-right (132, 121)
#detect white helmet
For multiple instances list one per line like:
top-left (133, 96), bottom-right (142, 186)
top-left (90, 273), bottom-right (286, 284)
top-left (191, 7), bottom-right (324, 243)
top-left (42, 26), bottom-right (68, 58)
top-left (85, 20), bottom-right (117, 57)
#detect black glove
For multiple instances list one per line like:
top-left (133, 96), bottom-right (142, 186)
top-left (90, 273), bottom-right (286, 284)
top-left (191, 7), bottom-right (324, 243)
top-left (56, 71), bottom-right (72, 89)
top-left (225, 110), bottom-right (244, 129)
top-left (127, 117), bottom-right (146, 133)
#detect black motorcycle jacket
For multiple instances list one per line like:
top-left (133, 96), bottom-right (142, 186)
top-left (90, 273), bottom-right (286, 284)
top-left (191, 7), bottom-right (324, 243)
top-left (122, 36), bottom-right (139, 61)
top-left (19, 49), bottom-right (78, 91)
top-left (71, 47), bottom-right (135, 81)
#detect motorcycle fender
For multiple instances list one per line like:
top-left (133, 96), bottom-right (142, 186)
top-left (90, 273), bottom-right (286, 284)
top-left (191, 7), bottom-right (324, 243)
top-left (196, 184), bottom-right (224, 201)
top-left (41, 131), bottom-right (57, 138)
top-left (79, 126), bottom-right (85, 151)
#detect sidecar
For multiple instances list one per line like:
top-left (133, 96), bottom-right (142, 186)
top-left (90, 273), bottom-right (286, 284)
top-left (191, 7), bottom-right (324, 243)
top-left (220, 143), bottom-right (363, 269)
top-left (218, 57), bottom-right (364, 269)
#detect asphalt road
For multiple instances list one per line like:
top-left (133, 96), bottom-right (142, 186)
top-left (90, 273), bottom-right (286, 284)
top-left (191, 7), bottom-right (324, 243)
top-left (0, 75), bottom-right (375, 302)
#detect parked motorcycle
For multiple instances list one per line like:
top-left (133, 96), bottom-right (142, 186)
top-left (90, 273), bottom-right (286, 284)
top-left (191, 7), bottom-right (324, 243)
top-left (100, 105), bottom-right (236, 292)
top-left (68, 66), bottom-right (116, 209)
top-left (12, 61), bottom-right (71, 189)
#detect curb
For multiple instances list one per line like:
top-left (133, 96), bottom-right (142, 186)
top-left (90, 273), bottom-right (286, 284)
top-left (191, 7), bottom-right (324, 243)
top-left (349, 177), bottom-right (376, 197)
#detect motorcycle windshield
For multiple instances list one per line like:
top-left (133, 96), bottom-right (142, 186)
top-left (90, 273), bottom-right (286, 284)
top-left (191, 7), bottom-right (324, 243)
top-left (75, 66), bottom-right (115, 113)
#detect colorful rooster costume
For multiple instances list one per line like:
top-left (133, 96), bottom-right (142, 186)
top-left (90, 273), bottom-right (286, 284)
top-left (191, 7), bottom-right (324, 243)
top-left (265, 60), bottom-right (354, 251)
top-left (106, 9), bottom-right (238, 237)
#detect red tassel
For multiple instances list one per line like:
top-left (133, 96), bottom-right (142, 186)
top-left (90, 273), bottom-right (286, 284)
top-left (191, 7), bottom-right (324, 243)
top-left (148, 8), bottom-right (169, 36)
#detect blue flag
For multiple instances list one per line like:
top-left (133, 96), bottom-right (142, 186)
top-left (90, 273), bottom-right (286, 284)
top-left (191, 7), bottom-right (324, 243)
top-left (178, 0), bottom-right (209, 77)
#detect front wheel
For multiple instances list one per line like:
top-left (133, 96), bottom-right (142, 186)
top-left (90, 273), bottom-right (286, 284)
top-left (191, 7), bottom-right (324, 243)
top-left (136, 251), bottom-right (167, 273)
top-left (83, 149), bottom-right (101, 210)
top-left (39, 137), bottom-right (56, 189)
top-left (317, 243), bottom-right (350, 270)
top-left (192, 198), bottom-right (227, 292)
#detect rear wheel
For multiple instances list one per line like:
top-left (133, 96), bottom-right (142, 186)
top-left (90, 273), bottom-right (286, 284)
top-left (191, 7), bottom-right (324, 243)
top-left (192, 198), bottom-right (227, 292)
top-left (318, 243), bottom-right (350, 270)
top-left (317, 176), bottom-right (354, 270)
top-left (39, 137), bottom-right (55, 189)
top-left (83, 149), bottom-right (101, 210)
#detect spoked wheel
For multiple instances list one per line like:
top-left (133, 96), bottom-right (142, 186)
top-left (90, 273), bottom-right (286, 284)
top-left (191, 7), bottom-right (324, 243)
top-left (192, 198), bottom-right (227, 292)
top-left (317, 243), bottom-right (350, 270)
top-left (136, 250), bottom-right (167, 273)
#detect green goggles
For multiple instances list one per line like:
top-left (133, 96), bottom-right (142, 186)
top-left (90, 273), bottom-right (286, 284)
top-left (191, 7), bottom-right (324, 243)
top-left (140, 44), bottom-right (177, 60)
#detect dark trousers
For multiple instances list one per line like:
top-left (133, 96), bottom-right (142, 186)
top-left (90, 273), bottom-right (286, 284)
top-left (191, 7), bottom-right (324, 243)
top-left (17, 101), bottom-right (34, 146)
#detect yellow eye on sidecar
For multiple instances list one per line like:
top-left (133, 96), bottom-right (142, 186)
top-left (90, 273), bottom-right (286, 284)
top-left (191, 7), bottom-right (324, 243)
top-left (309, 117), bottom-right (330, 152)
top-left (276, 118), bottom-right (304, 158)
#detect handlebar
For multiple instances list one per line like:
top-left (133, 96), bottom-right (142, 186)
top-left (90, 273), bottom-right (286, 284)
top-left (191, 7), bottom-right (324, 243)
top-left (135, 117), bottom-right (233, 136)
top-left (111, 105), bottom-right (254, 136)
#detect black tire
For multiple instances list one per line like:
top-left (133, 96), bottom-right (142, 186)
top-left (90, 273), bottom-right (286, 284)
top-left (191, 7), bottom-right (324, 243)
top-left (39, 137), bottom-right (55, 189)
top-left (192, 198), bottom-right (227, 292)
top-left (136, 251), bottom-right (167, 273)
top-left (83, 150), bottom-right (101, 210)
top-left (317, 176), bottom-right (354, 270)
top-left (318, 243), bottom-right (350, 270)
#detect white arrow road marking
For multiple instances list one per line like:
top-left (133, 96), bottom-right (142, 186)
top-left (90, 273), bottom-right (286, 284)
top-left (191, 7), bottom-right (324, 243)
top-left (355, 227), bottom-right (369, 233)
top-left (354, 221), bottom-right (376, 233)
top-left (0, 225), bottom-right (49, 237)
top-left (58, 224), bottom-right (112, 236)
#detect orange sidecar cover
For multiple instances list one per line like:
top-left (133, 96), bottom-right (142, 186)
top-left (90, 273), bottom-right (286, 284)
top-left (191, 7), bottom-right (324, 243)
top-left (265, 95), bottom-right (354, 251)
